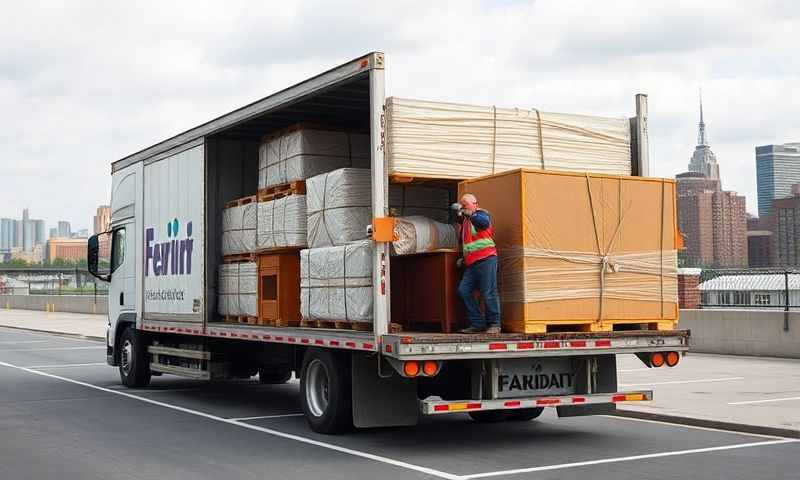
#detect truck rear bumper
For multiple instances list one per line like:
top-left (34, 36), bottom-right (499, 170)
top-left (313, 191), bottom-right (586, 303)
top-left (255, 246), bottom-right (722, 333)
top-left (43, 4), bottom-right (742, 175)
top-left (421, 390), bottom-right (652, 415)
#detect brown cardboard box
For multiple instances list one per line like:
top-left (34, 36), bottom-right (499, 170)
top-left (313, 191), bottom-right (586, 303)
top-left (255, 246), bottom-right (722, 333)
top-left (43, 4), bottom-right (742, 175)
top-left (458, 169), bottom-right (679, 333)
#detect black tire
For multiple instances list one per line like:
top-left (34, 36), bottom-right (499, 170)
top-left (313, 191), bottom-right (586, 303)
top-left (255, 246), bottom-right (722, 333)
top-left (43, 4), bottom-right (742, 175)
top-left (118, 327), bottom-right (151, 388)
top-left (507, 407), bottom-right (544, 421)
top-left (259, 366), bottom-right (292, 384)
top-left (299, 349), bottom-right (353, 434)
top-left (468, 410), bottom-right (512, 422)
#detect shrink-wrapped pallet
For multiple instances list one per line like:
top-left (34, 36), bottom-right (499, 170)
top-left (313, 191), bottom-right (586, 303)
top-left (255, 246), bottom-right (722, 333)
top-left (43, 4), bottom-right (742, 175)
top-left (238, 262), bottom-right (258, 317)
top-left (257, 195), bottom-right (308, 249)
top-left (258, 127), bottom-right (370, 189)
top-left (392, 216), bottom-right (458, 255)
top-left (217, 262), bottom-right (258, 317)
top-left (306, 168), bottom-right (372, 248)
top-left (300, 240), bottom-right (373, 323)
top-left (221, 202), bottom-right (257, 255)
top-left (459, 169), bottom-right (678, 333)
top-left (218, 263), bottom-right (238, 316)
top-left (388, 184), bottom-right (451, 224)
top-left (386, 97), bottom-right (633, 179)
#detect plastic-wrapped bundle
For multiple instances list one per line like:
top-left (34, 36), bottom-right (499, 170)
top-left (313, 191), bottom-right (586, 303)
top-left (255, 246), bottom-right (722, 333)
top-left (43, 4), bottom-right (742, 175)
top-left (300, 240), bottom-right (373, 324)
top-left (258, 128), bottom-right (370, 189)
top-left (221, 202), bottom-right (257, 255)
top-left (306, 168), bottom-right (372, 248)
top-left (388, 184), bottom-right (451, 224)
top-left (386, 97), bottom-right (632, 179)
top-left (238, 262), bottom-right (258, 317)
top-left (218, 263), bottom-right (238, 316)
top-left (257, 195), bottom-right (308, 249)
top-left (392, 216), bottom-right (458, 255)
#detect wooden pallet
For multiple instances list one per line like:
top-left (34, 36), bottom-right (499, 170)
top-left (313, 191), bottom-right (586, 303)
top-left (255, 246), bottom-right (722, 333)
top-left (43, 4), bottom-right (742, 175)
top-left (270, 318), bottom-right (301, 328)
top-left (388, 174), bottom-right (463, 188)
top-left (223, 253), bottom-right (257, 264)
top-left (223, 315), bottom-right (258, 325)
top-left (255, 246), bottom-right (306, 255)
top-left (508, 319), bottom-right (678, 334)
top-left (300, 319), bottom-right (315, 328)
top-left (257, 181), bottom-right (306, 202)
top-left (224, 194), bottom-right (257, 209)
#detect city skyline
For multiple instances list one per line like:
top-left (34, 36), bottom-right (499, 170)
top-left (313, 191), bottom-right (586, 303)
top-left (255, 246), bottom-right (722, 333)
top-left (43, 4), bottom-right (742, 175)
top-left (2, 2), bottom-right (799, 223)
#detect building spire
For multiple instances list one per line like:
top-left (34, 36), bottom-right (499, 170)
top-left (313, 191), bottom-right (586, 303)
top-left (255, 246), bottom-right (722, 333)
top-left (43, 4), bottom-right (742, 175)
top-left (697, 89), bottom-right (708, 146)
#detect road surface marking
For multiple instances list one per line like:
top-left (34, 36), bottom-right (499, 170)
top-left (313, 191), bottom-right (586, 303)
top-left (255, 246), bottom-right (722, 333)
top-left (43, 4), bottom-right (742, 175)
top-left (460, 439), bottom-right (797, 479)
top-left (0, 346), bottom-right (105, 352)
top-left (0, 327), bottom-right (101, 343)
top-left (619, 377), bottom-right (744, 387)
top-left (729, 396), bottom-right (800, 405)
top-left (605, 415), bottom-right (794, 440)
top-left (26, 363), bottom-right (108, 369)
top-left (0, 340), bottom-right (51, 345)
top-left (231, 413), bottom-right (304, 421)
top-left (0, 360), bottom-right (461, 480)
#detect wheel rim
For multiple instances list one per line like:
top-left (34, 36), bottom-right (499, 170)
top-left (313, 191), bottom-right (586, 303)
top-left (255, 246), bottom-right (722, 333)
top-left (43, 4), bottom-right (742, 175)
top-left (305, 359), bottom-right (330, 418)
top-left (120, 339), bottom-right (133, 376)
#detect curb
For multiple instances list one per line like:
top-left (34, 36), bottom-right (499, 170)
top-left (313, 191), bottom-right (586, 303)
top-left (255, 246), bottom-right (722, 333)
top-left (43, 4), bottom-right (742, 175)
top-left (0, 324), bottom-right (105, 343)
top-left (614, 408), bottom-right (800, 440)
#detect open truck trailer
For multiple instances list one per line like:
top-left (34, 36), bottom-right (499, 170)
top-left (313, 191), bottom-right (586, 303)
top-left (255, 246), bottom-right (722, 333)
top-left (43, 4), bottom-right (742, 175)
top-left (88, 52), bottom-right (690, 434)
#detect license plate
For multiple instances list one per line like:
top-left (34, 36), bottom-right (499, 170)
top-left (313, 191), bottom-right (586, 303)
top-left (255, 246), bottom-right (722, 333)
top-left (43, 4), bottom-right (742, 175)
top-left (493, 357), bottom-right (576, 398)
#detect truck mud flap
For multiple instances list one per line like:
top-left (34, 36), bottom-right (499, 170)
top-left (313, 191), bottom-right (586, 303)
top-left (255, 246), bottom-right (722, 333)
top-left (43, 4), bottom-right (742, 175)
top-left (352, 353), bottom-right (419, 428)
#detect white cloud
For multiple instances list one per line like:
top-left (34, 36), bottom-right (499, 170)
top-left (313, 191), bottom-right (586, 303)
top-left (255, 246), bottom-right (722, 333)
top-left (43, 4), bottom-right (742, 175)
top-left (1, 0), bottom-right (798, 229)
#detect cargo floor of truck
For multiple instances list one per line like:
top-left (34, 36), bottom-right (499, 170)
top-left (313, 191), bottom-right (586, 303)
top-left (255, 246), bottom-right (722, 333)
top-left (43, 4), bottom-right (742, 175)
top-left (386, 329), bottom-right (691, 344)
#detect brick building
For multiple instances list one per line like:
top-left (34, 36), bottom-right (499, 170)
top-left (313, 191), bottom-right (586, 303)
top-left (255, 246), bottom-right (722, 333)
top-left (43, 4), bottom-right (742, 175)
top-left (46, 238), bottom-right (88, 263)
top-left (771, 192), bottom-right (800, 267)
top-left (677, 188), bottom-right (714, 266)
top-left (747, 216), bottom-right (772, 268)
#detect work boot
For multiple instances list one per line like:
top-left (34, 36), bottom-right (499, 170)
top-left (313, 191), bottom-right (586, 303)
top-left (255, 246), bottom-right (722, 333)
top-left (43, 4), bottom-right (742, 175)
top-left (459, 326), bottom-right (486, 334)
top-left (485, 325), bottom-right (501, 334)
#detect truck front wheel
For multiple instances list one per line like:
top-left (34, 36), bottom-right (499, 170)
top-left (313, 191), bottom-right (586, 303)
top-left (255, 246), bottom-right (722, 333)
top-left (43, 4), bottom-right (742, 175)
top-left (299, 349), bottom-right (352, 434)
top-left (118, 327), bottom-right (151, 388)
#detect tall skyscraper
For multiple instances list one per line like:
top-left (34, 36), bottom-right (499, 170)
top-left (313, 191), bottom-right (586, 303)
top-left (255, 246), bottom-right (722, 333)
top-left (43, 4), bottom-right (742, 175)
top-left (0, 218), bottom-right (14, 258)
top-left (33, 219), bottom-right (45, 246)
top-left (756, 142), bottom-right (800, 218)
top-left (687, 95), bottom-right (721, 185)
top-left (57, 221), bottom-right (71, 238)
top-left (676, 96), bottom-right (748, 268)
top-left (94, 205), bottom-right (111, 234)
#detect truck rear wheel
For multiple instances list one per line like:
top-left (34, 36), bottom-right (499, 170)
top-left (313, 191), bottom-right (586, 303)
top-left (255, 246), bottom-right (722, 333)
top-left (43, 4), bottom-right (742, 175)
top-left (299, 349), bottom-right (352, 434)
top-left (118, 327), bottom-right (151, 388)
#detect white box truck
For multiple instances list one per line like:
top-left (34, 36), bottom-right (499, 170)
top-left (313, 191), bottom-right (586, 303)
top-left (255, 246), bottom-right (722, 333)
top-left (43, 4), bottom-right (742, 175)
top-left (88, 52), bottom-right (689, 434)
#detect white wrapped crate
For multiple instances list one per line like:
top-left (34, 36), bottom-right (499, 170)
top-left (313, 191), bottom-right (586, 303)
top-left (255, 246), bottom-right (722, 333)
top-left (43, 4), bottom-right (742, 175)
top-left (392, 216), bottom-right (458, 255)
top-left (306, 168), bottom-right (372, 248)
top-left (257, 195), bottom-right (308, 249)
top-left (221, 200), bottom-right (257, 256)
top-left (218, 263), bottom-right (237, 316)
top-left (386, 97), bottom-right (632, 179)
top-left (388, 184), bottom-right (451, 224)
top-left (300, 240), bottom-right (373, 324)
top-left (258, 128), bottom-right (370, 189)
top-left (238, 262), bottom-right (258, 317)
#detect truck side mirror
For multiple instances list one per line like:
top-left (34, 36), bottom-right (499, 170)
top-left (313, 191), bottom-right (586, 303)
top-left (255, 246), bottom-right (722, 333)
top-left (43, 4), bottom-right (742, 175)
top-left (87, 233), bottom-right (111, 281)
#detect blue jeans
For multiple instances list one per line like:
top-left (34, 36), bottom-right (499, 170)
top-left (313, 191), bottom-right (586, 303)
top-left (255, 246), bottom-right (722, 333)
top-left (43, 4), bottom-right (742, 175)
top-left (458, 256), bottom-right (500, 329)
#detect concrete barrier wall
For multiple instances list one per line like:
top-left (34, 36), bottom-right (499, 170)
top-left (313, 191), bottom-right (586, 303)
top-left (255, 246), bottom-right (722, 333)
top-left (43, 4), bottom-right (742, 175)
top-left (680, 309), bottom-right (800, 359)
top-left (0, 295), bottom-right (108, 315)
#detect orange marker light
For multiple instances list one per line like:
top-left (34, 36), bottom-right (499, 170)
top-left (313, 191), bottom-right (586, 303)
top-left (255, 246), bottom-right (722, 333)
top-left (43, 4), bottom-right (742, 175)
top-left (403, 361), bottom-right (420, 377)
top-left (651, 352), bottom-right (665, 367)
top-left (666, 351), bottom-right (680, 367)
top-left (422, 361), bottom-right (439, 376)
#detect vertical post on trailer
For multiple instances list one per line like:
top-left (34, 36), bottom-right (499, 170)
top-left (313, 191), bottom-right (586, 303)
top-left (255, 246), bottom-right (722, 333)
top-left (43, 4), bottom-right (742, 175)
top-left (635, 94), bottom-right (649, 177)
top-left (369, 53), bottom-right (389, 338)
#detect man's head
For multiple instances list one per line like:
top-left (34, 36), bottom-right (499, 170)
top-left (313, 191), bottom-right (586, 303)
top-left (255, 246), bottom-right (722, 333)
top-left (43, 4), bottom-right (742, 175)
top-left (460, 193), bottom-right (478, 215)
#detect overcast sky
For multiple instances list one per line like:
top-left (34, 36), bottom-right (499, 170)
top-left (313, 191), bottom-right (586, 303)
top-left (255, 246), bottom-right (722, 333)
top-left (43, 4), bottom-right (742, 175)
top-left (2, 0), bottom-right (798, 230)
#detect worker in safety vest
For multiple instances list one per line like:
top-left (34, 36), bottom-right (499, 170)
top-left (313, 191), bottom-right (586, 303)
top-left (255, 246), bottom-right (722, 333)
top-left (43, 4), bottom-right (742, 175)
top-left (455, 193), bottom-right (501, 334)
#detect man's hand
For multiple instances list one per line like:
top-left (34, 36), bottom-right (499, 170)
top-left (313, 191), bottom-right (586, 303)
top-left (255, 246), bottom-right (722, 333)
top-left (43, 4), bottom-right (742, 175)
top-left (456, 257), bottom-right (464, 268)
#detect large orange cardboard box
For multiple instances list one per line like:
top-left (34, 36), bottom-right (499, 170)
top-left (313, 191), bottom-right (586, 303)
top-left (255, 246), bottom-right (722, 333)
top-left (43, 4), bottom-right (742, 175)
top-left (459, 169), bottom-right (679, 333)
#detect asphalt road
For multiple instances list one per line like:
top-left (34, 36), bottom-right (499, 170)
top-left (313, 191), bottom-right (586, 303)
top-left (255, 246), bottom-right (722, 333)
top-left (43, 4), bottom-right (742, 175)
top-left (0, 326), bottom-right (797, 480)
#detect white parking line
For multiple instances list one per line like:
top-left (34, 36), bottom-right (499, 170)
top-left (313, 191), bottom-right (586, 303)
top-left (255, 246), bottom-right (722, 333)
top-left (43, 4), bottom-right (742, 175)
top-left (460, 439), bottom-right (797, 479)
top-left (619, 377), bottom-right (744, 387)
top-left (0, 340), bottom-right (51, 345)
top-left (231, 413), bottom-right (304, 421)
top-left (0, 360), bottom-right (461, 480)
top-left (729, 396), bottom-right (800, 406)
top-left (0, 327), bottom-right (101, 343)
top-left (0, 346), bottom-right (105, 352)
top-left (26, 363), bottom-right (108, 369)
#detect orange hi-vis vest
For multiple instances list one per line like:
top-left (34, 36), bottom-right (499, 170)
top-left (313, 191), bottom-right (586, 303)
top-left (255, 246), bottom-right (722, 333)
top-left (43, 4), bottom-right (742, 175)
top-left (461, 210), bottom-right (497, 266)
